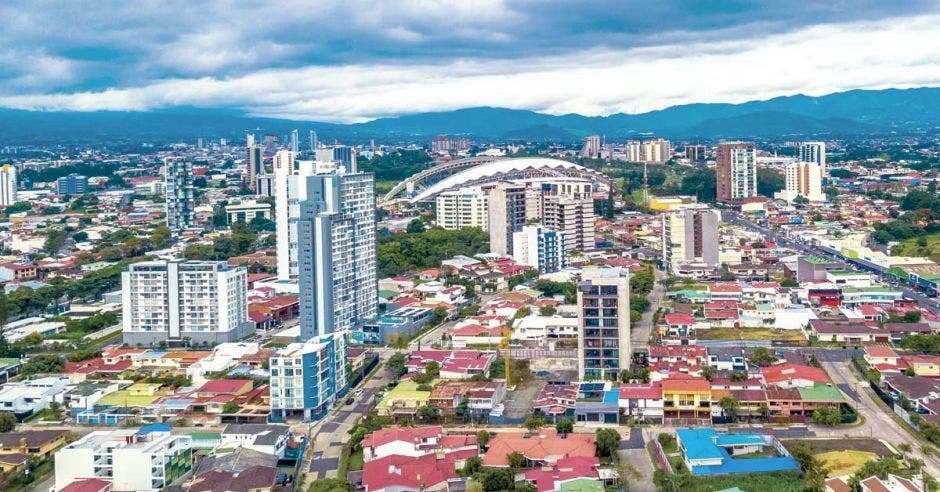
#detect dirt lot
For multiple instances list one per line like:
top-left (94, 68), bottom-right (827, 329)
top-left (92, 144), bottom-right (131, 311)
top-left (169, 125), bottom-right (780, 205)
top-left (503, 379), bottom-right (546, 419)
top-left (781, 437), bottom-right (894, 457)
top-left (697, 327), bottom-right (807, 342)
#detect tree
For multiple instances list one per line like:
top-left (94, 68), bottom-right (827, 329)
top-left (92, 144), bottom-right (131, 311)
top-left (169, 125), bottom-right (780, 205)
top-left (539, 305), bottom-right (556, 316)
top-left (222, 401), bottom-right (239, 413)
top-left (780, 278), bottom-right (799, 287)
top-left (595, 428), bottom-right (621, 459)
top-left (525, 415), bottom-right (545, 431)
top-left (476, 429), bottom-right (490, 450)
top-left (48, 401), bottom-right (63, 419)
top-left (0, 412), bottom-right (16, 432)
top-left (701, 366), bottom-right (716, 381)
top-left (718, 396), bottom-right (740, 420)
top-left (21, 354), bottom-right (65, 376)
top-left (903, 310), bottom-right (922, 323)
top-left (790, 444), bottom-right (828, 490)
top-left (386, 353), bottom-right (407, 376)
top-left (307, 478), bottom-right (354, 492)
top-left (462, 456), bottom-right (482, 476)
top-left (406, 219), bottom-right (426, 234)
top-left (426, 360), bottom-right (440, 378)
top-left (756, 168), bottom-right (785, 197)
top-left (812, 406), bottom-right (842, 426)
top-left (848, 457), bottom-right (902, 490)
top-left (555, 418), bottom-right (573, 436)
top-left (757, 403), bottom-right (769, 420)
top-left (730, 370), bottom-right (748, 382)
top-left (748, 347), bottom-right (777, 367)
top-left (473, 468), bottom-right (513, 492)
top-left (418, 405), bottom-right (440, 423)
top-left (43, 228), bottom-right (68, 255)
top-left (150, 225), bottom-right (172, 249)
top-left (507, 451), bottom-right (525, 469)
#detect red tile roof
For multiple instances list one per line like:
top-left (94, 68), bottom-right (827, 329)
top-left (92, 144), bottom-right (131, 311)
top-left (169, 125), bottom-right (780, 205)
top-left (363, 452), bottom-right (462, 492)
top-left (364, 426), bottom-right (443, 449)
top-left (761, 364), bottom-right (830, 385)
top-left (483, 430), bottom-right (595, 467)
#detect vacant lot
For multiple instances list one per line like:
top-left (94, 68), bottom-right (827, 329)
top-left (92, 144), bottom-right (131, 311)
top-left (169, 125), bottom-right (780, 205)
top-left (697, 327), bottom-right (807, 342)
top-left (816, 450), bottom-right (878, 477)
top-left (894, 233), bottom-right (940, 262)
top-left (782, 437), bottom-right (894, 458)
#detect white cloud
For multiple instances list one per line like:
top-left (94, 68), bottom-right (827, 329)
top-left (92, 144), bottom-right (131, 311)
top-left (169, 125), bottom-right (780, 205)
top-left (1, 14), bottom-right (938, 122)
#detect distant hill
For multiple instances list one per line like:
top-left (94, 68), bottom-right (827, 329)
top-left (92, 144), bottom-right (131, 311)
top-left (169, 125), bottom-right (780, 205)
top-left (1, 87), bottom-right (937, 144)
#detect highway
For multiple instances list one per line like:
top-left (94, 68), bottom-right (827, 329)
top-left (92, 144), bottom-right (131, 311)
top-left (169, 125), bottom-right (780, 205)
top-left (724, 211), bottom-right (940, 315)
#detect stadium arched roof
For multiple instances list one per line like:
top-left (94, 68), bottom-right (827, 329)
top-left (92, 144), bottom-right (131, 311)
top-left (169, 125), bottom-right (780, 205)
top-left (408, 157), bottom-right (610, 203)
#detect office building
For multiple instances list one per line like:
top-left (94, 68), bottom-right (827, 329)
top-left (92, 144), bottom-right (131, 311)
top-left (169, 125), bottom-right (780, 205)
top-left (685, 144), bottom-right (707, 163)
top-left (578, 268), bottom-right (631, 381)
top-left (581, 135), bottom-right (601, 158)
top-left (322, 145), bottom-right (356, 171)
top-left (56, 173), bottom-right (88, 196)
top-left (290, 129), bottom-right (299, 154)
top-left (661, 205), bottom-right (720, 273)
top-left (256, 173), bottom-right (275, 197)
top-left (0, 164), bottom-right (16, 206)
top-left (798, 141), bottom-right (826, 177)
top-left (55, 428), bottom-right (192, 492)
top-left (164, 157), bottom-right (195, 232)
top-left (297, 170), bottom-right (377, 338)
top-left (121, 260), bottom-right (251, 346)
top-left (225, 200), bottom-right (273, 224)
top-left (512, 225), bottom-right (567, 273)
top-left (435, 187), bottom-right (488, 230)
top-left (487, 183), bottom-right (527, 256)
top-left (247, 144), bottom-right (264, 192)
top-left (716, 142), bottom-right (757, 202)
top-left (776, 161), bottom-right (825, 203)
top-left (269, 332), bottom-right (347, 421)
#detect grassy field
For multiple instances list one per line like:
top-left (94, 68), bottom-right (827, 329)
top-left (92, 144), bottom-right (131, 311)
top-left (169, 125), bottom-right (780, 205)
top-left (696, 327), bottom-right (807, 342)
top-left (894, 233), bottom-right (940, 261)
top-left (782, 438), bottom-right (893, 459)
top-left (816, 450), bottom-right (878, 477)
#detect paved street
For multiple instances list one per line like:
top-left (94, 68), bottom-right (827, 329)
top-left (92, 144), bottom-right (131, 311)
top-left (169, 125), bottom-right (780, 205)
top-left (633, 267), bottom-right (667, 352)
top-left (820, 356), bottom-right (940, 477)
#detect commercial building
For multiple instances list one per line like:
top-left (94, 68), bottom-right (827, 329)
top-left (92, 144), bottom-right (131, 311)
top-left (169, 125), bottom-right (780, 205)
top-left (798, 141), bottom-right (826, 177)
top-left (513, 225), bottom-right (567, 273)
top-left (121, 260), bottom-right (252, 346)
top-left (487, 183), bottom-right (527, 256)
top-left (246, 144), bottom-right (263, 192)
top-left (164, 157), bottom-right (195, 232)
top-left (57, 173), bottom-right (89, 196)
top-left (224, 200), bottom-right (272, 224)
top-left (716, 142), bottom-right (756, 203)
top-left (0, 164), bottom-right (16, 206)
top-left (0, 376), bottom-right (70, 418)
top-left (662, 205), bottom-right (720, 273)
top-left (435, 187), bottom-right (488, 230)
top-left (54, 427), bottom-right (193, 492)
top-left (685, 144), bottom-right (707, 163)
top-left (269, 332), bottom-right (347, 421)
top-left (297, 170), bottom-right (377, 338)
top-left (776, 161), bottom-right (824, 203)
top-left (581, 135), bottom-right (601, 158)
top-left (577, 268), bottom-right (631, 381)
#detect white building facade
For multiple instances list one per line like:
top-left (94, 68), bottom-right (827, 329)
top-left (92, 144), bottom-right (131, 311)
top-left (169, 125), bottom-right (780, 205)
top-left (0, 164), bottom-right (17, 206)
top-left (269, 332), bottom-right (347, 421)
top-left (435, 187), bottom-right (488, 230)
top-left (121, 260), bottom-right (251, 346)
top-left (512, 225), bottom-right (567, 273)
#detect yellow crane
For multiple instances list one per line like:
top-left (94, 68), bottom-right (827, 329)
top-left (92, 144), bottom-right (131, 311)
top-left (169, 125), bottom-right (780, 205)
top-left (501, 324), bottom-right (512, 387)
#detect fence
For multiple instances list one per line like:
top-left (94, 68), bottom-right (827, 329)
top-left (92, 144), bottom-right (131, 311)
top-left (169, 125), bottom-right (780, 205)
top-left (650, 435), bottom-right (673, 475)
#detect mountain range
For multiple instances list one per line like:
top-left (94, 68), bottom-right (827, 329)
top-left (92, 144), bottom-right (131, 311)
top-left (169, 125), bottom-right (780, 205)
top-left (1, 87), bottom-right (938, 144)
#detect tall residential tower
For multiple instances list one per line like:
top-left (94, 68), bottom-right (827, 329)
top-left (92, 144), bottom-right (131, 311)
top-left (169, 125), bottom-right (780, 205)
top-left (164, 157), bottom-right (195, 232)
top-left (716, 142), bottom-right (756, 203)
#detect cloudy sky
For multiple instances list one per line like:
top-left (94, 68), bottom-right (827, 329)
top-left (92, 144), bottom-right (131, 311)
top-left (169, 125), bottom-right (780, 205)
top-left (0, 0), bottom-right (938, 122)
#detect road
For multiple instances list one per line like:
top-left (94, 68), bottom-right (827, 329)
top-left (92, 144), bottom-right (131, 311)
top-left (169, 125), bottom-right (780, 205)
top-left (633, 267), bottom-right (667, 352)
top-left (724, 212), bottom-right (940, 314)
top-left (820, 356), bottom-right (940, 477)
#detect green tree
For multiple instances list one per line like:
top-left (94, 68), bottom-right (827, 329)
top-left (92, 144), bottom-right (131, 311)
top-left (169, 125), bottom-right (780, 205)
top-left (476, 429), bottom-right (490, 450)
top-left (150, 225), bottom-right (172, 249)
top-left (718, 396), bottom-right (740, 420)
top-left (386, 353), bottom-right (407, 376)
top-left (555, 418), bottom-right (573, 436)
top-left (307, 478), bottom-right (354, 492)
top-left (222, 401), bottom-right (239, 413)
top-left (539, 305), bottom-right (556, 316)
top-left (21, 354), bottom-right (64, 376)
top-left (748, 347), bottom-right (777, 367)
top-left (507, 451), bottom-right (525, 469)
top-left (426, 360), bottom-right (440, 378)
top-left (0, 412), bottom-right (16, 432)
top-left (701, 366), bottom-right (716, 381)
top-left (812, 406), bottom-right (842, 426)
top-left (848, 457), bottom-right (902, 490)
top-left (473, 468), bottom-right (513, 492)
top-left (418, 404), bottom-right (440, 423)
top-left (43, 228), bottom-right (68, 254)
top-left (406, 219), bottom-right (426, 234)
top-left (462, 456), bottom-right (482, 476)
top-left (789, 444), bottom-right (828, 490)
top-left (595, 428), bottom-right (621, 459)
top-left (525, 415), bottom-right (545, 431)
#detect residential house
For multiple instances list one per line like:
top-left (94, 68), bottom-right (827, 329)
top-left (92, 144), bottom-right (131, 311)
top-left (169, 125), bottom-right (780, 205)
top-left (218, 424), bottom-right (290, 459)
top-left (618, 382), bottom-right (664, 423)
top-left (482, 430), bottom-right (595, 467)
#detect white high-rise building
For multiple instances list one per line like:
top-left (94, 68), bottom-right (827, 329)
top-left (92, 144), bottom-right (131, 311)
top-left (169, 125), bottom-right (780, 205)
top-left (269, 332), bottom-right (347, 421)
top-left (578, 268), bottom-right (630, 381)
top-left (0, 164), bottom-right (16, 206)
top-left (716, 142), bottom-right (757, 202)
top-left (798, 141), bottom-right (826, 177)
top-left (642, 139), bottom-right (671, 163)
top-left (121, 260), bottom-right (250, 346)
top-left (55, 428), bottom-right (192, 492)
top-left (581, 135), bottom-right (601, 158)
top-left (661, 205), bottom-right (720, 273)
top-left (776, 161), bottom-right (825, 203)
top-left (290, 129), bottom-right (299, 154)
top-left (297, 169), bottom-right (377, 338)
top-left (512, 225), bottom-right (567, 273)
top-left (435, 187), bottom-right (488, 230)
top-left (164, 157), bottom-right (194, 232)
top-left (626, 141), bottom-right (642, 162)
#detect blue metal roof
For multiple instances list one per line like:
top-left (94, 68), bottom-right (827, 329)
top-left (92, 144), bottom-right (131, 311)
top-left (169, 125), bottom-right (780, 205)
top-left (677, 428), bottom-right (799, 475)
top-left (139, 423), bottom-right (172, 435)
top-left (603, 389), bottom-right (620, 404)
top-left (715, 434), bottom-right (765, 446)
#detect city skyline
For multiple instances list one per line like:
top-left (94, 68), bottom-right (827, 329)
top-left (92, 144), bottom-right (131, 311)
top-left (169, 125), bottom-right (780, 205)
top-left (0, 2), bottom-right (937, 122)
